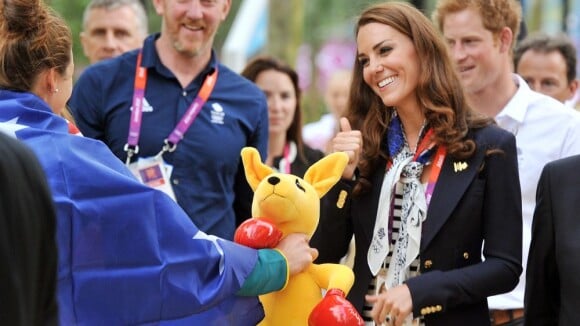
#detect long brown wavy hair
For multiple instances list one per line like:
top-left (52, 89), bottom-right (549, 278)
top-left (349, 2), bottom-right (493, 195)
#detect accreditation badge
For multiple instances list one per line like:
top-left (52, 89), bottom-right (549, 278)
top-left (128, 156), bottom-right (176, 201)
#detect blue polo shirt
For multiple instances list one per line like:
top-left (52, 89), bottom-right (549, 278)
top-left (69, 33), bottom-right (268, 240)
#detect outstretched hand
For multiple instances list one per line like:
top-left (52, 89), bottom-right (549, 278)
top-left (275, 233), bottom-right (318, 276)
top-left (332, 117), bottom-right (362, 180)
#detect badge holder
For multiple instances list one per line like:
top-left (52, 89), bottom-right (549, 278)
top-left (127, 140), bottom-right (177, 201)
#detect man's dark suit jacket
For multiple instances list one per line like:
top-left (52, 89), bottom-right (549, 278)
top-left (311, 124), bottom-right (523, 326)
top-left (524, 154), bottom-right (580, 326)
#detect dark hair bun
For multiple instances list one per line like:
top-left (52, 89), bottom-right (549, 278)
top-left (1, 0), bottom-right (43, 36)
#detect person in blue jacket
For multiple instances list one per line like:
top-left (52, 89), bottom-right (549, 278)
top-left (69, 0), bottom-right (268, 241)
top-left (0, 0), bottom-right (316, 325)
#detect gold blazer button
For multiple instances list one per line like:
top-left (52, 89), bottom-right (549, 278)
top-left (336, 190), bottom-right (347, 209)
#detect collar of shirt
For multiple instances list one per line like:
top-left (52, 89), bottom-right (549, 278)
top-left (140, 33), bottom-right (218, 81)
top-left (495, 74), bottom-right (529, 133)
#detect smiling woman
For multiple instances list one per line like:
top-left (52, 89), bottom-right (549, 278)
top-left (313, 2), bottom-right (523, 325)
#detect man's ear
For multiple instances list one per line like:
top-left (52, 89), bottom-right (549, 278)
top-left (220, 0), bottom-right (232, 21)
top-left (79, 31), bottom-right (90, 58)
top-left (152, 0), bottom-right (164, 15)
top-left (568, 79), bottom-right (579, 101)
top-left (79, 32), bottom-right (90, 59)
top-left (498, 26), bottom-right (514, 54)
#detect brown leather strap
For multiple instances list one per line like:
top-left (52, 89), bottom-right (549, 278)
top-left (490, 309), bottom-right (524, 325)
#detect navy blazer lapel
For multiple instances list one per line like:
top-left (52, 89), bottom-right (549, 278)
top-left (421, 147), bottom-right (486, 251)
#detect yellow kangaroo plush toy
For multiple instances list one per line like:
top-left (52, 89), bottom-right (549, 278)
top-left (234, 147), bottom-right (363, 326)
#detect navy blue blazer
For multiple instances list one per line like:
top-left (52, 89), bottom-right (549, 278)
top-left (524, 154), bottom-right (580, 326)
top-left (311, 124), bottom-right (523, 326)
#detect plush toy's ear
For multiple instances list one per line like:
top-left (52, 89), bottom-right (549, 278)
top-left (241, 147), bottom-right (274, 192)
top-left (304, 152), bottom-right (349, 198)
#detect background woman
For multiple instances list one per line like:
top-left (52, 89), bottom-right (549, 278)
top-left (241, 56), bottom-right (324, 176)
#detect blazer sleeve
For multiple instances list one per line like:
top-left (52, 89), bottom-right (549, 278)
top-left (310, 179), bottom-right (355, 263)
top-left (406, 129), bottom-right (523, 315)
top-left (524, 163), bottom-right (559, 325)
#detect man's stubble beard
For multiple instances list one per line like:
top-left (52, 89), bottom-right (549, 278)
top-left (173, 41), bottom-right (203, 58)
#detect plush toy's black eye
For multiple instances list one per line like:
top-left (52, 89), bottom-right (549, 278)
top-left (295, 178), bottom-right (305, 192)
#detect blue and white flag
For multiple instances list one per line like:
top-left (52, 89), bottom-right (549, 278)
top-left (0, 90), bottom-right (263, 325)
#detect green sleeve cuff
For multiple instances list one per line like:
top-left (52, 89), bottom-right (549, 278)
top-left (236, 249), bottom-right (288, 296)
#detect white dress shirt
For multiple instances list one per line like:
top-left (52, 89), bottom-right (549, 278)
top-left (488, 74), bottom-right (580, 309)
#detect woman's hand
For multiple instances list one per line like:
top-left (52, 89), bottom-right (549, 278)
top-left (332, 117), bottom-right (362, 180)
top-left (365, 284), bottom-right (413, 326)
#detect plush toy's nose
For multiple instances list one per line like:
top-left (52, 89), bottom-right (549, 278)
top-left (268, 176), bottom-right (280, 185)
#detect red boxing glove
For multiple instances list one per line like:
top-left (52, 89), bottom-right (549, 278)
top-left (309, 289), bottom-right (364, 326)
top-left (234, 218), bottom-right (283, 249)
